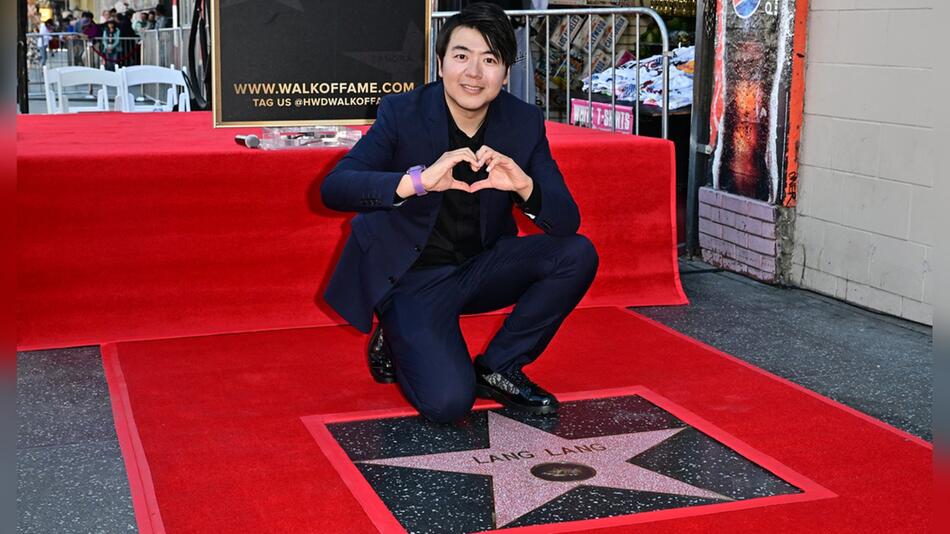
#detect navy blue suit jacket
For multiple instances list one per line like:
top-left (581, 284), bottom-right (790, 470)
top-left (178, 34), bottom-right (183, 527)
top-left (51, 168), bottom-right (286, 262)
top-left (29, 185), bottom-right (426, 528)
top-left (320, 81), bottom-right (580, 333)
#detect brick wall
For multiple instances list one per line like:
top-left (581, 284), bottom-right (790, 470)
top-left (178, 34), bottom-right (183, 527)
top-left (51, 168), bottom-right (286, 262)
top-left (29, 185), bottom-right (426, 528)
top-left (793, 0), bottom-right (935, 324)
top-left (699, 187), bottom-right (792, 283)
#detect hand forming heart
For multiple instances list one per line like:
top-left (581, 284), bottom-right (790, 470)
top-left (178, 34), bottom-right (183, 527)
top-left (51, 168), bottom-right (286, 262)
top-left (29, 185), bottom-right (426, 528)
top-left (468, 145), bottom-right (534, 200)
top-left (409, 146), bottom-right (533, 201)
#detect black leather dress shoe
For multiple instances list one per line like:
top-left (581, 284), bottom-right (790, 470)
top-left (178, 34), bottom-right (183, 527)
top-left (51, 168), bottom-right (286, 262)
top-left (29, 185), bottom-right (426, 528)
top-left (473, 356), bottom-right (559, 415)
top-left (367, 325), bottom-right (396, 384)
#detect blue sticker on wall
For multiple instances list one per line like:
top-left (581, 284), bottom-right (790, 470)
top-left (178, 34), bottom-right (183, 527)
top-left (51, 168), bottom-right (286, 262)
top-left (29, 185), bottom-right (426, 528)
top-left (733, 0), bottom-right (761, 19)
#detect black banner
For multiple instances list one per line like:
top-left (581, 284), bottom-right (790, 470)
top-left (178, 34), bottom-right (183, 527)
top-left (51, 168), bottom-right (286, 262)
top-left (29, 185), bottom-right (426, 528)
top-left (212, 0), bottom-right (430, 127)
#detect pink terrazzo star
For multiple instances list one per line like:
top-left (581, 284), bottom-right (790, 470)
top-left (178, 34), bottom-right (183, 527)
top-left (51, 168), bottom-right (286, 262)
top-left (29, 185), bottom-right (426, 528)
top-left (360, 412), bottom-right (731, 527)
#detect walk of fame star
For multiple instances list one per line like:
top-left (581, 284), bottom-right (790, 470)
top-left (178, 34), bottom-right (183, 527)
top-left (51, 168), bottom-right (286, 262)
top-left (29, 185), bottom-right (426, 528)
top-left (359, 411), bottom-right (732, 527)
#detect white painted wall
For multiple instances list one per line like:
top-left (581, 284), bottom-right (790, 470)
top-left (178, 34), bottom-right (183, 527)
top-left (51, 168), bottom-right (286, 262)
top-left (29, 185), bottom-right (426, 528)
top-left (793, 0), bottom-right (935, 324)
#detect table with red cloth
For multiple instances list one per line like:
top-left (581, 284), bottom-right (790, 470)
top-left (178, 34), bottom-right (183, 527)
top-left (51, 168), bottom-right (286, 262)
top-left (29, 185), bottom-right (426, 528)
top-left (16, 111), bottom-right (685, 350)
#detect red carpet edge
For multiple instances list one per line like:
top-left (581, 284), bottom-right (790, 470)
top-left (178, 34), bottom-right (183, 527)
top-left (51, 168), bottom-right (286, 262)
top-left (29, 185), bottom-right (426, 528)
top-left (102, 343), bottom-right (167, 534)
top-left (667, 143), bottom-right (689, 307)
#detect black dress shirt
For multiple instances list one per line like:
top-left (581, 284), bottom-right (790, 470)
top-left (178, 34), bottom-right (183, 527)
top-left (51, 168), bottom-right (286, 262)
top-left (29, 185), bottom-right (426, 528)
top-left (409, 105), bottom-right (541, 268)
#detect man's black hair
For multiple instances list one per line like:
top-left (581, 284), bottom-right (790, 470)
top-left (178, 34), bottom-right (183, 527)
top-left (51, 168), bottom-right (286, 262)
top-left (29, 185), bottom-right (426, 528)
top-left (436, 2), bottom-right (517, 69)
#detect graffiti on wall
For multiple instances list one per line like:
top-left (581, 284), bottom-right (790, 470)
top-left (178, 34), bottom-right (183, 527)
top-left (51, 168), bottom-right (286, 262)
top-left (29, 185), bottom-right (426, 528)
top-left (709, 0), bottom-right (798, 204)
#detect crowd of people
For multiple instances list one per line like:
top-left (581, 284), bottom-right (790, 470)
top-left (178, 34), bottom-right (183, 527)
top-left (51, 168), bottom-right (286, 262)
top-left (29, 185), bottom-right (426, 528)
top-left (33, 3), bottom-right (173, 70)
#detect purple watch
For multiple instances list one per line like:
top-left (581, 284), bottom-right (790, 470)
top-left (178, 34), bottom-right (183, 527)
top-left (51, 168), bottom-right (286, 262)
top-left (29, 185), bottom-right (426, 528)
top-left (408, 165), bottom-right (427, 196)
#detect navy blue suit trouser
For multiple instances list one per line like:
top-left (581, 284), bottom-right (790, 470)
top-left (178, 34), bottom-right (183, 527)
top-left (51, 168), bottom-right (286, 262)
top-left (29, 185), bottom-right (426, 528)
top-left (375, 233), bottom-right (599, 423)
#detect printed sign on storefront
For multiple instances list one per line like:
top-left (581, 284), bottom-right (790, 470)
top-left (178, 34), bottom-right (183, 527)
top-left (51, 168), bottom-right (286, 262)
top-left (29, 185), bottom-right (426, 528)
top-left (212, 0), bottom-right (429, 127)
top-left (570, 99), bottom-right (634, 133)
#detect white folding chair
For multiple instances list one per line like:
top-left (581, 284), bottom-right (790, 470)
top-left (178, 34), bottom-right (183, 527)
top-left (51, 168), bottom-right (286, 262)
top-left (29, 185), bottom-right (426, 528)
top-left (43, 65), bottom-right (101, 114)
top-left (54, 67), bottom-right (124, 114)
top-left (119, 65), bottom-right (191, 112)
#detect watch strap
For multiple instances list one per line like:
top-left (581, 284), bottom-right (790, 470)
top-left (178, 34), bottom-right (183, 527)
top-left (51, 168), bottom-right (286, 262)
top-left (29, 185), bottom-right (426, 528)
top-left (408, 165), bottom-right (427, 196)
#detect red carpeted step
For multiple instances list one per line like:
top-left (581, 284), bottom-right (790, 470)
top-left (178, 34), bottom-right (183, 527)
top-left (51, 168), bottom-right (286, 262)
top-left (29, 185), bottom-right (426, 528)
top-left (17, 112), bottom-right (685, 350)
top-left (103, 307), bottom-right (930, 533)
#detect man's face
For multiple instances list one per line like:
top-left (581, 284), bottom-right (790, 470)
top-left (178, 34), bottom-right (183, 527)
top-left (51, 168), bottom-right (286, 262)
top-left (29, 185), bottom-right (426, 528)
top-left (438, 26), bottom-right (508, 116)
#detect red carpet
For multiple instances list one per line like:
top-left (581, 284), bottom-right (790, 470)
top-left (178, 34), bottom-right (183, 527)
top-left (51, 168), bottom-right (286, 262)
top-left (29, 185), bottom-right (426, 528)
top-left (17, 112), bottom-right (684, 350)
top-left (104, 307), bottom-right (931, 534)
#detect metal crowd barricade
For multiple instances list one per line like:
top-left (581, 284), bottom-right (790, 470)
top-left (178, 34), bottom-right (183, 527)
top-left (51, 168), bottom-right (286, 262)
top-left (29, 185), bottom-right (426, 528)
top-left (26, 32), bottom-right (144, 98)
top-left (430, 7), bottom-right (670, 139)
top-left (140, 27), bottom-right (190, 71)
top-left (27, 26), bottom-right (196, 110)
top-left (25, 32), bottom-right (90, 99)
top-left (139, 27), bottom-right (194, 103)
